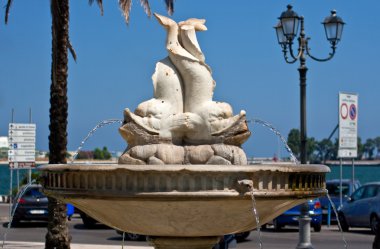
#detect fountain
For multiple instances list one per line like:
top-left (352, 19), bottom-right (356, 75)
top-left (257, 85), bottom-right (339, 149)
top-left (39, 14), bottom-right (329, 249)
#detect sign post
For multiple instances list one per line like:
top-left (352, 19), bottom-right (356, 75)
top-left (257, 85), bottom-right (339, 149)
top-left (8, 122), bottom-right (36, 203)
top-left (8, 123), bottom-right (36, 169)
top-left (338, 92), bottom-right (358, 207)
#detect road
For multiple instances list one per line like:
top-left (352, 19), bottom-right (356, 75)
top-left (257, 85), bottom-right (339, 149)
top-left (0, 204), bottom-right (375, 249)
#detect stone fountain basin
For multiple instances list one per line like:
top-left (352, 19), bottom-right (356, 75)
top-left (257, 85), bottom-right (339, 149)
top-left (39, 164), bottom-right (329, 237)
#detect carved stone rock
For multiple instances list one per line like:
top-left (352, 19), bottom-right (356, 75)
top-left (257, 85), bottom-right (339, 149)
top-left (119, 144), bottom-right (247, 165)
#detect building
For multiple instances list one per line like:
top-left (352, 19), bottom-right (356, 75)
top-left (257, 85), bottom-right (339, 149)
top-left (0, 137), bottom-right (8, 159)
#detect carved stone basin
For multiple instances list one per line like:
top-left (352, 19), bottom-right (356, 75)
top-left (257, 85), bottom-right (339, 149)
top-left (39, 164), bottom-right (329, 238)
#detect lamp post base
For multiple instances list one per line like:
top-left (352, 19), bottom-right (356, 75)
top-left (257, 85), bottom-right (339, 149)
top-left (296, 216), bottom-right (313, 249)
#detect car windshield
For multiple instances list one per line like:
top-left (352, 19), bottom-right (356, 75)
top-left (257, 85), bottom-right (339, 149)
top-left (24, 188), bottom-right (45, 198)
top-left (326, 183), bottom-right (350, 196)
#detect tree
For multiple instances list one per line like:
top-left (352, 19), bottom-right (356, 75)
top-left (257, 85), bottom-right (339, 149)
top-left (102, 146), bottom-right (111, 160)
top-left (287, 129), bottom-right (300, 159)
top-left (93, 148), bottom-right (103, 159)
top-left (93, 147), bottom-right (112, 160)
top-left (307, 137), bottom-right (316, 163)
top-left (287, 128), bottom-right (316, 162)
top-left (314, 139), bottom-right (334, 163)
top-left (374, 136), bottom-right (380, 159)
top-left (364, 138), bottom-right (376, 160)
top-left (357, 137), bottom-right (364, 160)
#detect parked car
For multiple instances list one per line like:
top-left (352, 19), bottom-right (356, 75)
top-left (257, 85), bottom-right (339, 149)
top-left (213, 234), bottom-right (237, 249)
top-left (116, 230), bottom-right (146, 241)
top-left (338, 182), bottom-right (380, 233)
top-left (320, 179), bottom-right (361, 223)
top-left (11, 184), bottom-right (75, 226)
top-left (272, 199), bottom-right (322, 232)
top-left (234, 231), bottom-right (250, 242)
top-left (12, 184), bottom-right (49, 225)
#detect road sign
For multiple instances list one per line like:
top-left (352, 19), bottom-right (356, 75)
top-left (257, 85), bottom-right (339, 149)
top-left (8, 130), bottom-right (36, 137)
top-left (8, 123), bottom-right (36, 168)
top-left (8, 136), bottom-right (36, 143)
top-left (8, 150), bottom-right (35, 156)
top-left (8, 123), bottom-right (36, 130)
top-left (9, 162), bottom-right (35, 168)
top-left (338, 93), bottom-right (358, 158)
top-left (8, 155), bottom-right (35, 162)
top-left (9, 143), bottom-right (36, 150)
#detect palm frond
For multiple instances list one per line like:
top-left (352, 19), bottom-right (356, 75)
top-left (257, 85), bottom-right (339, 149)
top-left (119, 0), bottom-right (132, 24)
top-left (140, 0), bottom-right (151, 17)
top-left (5, 0), bottom-right (14, 24)
top-left (88, 0), bottom-right (104, 16)
top-left (67, 38), bottom-right (77, 62)
top-left (164, 0), bottom-right (174, 16)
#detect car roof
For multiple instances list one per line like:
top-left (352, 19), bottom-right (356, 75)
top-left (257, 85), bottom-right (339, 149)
top-left (360, 182), bottom-right (380, 186)
top-left (21, 184), bottom-right (43, 190)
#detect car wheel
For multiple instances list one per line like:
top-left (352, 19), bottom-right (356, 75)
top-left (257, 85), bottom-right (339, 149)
top-left (338, 213), bottom-right (349, 232)
top-left (125, 233), bottom-right (145, 241)
top-left (10, 218), bottom-right (20, 227)
top-left (235, 231), bottom-right (250, 242)
top-left (273, 219), bottom-right (282, 231)
top-left (80, 213), bottom-right (97, 228)
top-left (313, 223), bottom-right (322, 232)
top-left (370, 215), bottom-right (379, 234)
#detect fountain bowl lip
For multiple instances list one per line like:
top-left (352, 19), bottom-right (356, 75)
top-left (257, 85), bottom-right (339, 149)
top-left (38, 163), bottom-right (330, 173)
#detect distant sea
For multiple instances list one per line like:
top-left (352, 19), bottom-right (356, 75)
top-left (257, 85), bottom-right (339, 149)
top-left (326, 164), bottom-right (380, 184)
top-left (0, 163), bottom-right (379, 195)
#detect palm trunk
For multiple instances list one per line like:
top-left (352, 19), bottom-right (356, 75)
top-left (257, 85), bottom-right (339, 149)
top-left (46, 0), bottom-right (71, 248)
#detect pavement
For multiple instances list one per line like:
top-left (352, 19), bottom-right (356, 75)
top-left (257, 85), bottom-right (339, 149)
top-left (2, 241), bottom-right (154, 249)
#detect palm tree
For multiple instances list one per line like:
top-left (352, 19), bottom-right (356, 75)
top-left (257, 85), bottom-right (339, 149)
top-left (364, 138), bottom-right (376, 160)
top-left (5, 1), bottom-right (174, 248)
top-left (314, 139), bottom-right (334, 163)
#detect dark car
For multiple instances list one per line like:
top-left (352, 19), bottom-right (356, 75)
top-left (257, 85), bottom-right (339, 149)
top-left (272, 199), bottom-right (322, 232)
top-left (116, 229), bottom-right (146, 241)
top-left (320, 179), bottom-right (361, 223)
top-left (338, 182), bottom-right (380, 233)
top-left (12, 184), bottom-right (49, 225)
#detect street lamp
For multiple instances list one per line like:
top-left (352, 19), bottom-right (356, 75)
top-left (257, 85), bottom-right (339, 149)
top-left (275, 5), bottom-right (345, 164)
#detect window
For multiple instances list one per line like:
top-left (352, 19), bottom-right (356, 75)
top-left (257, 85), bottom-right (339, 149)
top-left (351, 187), bottom-right (365, 201)
top-left (362, 185), bottom-right (378, 199)
top-left (327, 183), bottom-right (350, 196)
top-left (24, 187), bottom-right (45, 198)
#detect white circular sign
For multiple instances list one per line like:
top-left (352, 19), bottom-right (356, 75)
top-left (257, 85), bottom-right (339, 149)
top-left (340, 103), bottom-right (348, 119)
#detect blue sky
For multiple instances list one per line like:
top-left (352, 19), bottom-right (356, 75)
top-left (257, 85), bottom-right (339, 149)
top-left (0, 1), bottom-right (379, 158)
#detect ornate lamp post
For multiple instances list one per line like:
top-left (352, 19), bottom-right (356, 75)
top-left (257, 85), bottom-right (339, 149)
top-left (275, 5), bottom-right (345, 164)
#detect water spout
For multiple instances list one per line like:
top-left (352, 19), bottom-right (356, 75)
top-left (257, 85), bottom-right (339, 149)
top-left (2, 180), bottom-right (36, 248)
top-left (70, 119), bottom-right (123, 163)
top-left (238, 180), bottom-right (263, 249)
top-left (326, 191), bottom-right (348, 249)
top-left (249, 119), bottom-right (299, 164)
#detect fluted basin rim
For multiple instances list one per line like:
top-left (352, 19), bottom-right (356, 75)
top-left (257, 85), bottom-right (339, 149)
top-left (38, 163), bottom-right (330, 173)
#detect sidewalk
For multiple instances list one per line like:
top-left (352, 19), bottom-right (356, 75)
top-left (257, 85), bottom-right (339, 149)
top-left (2, 241), bottom-right (154, 249)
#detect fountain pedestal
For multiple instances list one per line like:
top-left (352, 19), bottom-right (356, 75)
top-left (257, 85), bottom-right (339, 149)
top-left (149, 237), bottom-right (220, 249)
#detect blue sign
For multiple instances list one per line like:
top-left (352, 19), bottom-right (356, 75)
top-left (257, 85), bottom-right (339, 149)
top-left (349, 104), bottom-right (357, 120)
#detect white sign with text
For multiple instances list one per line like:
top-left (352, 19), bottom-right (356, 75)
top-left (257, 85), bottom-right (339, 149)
top-left (8, 123), bottom-right (36, 168)
top-left (338, 93), bottom-right (358, 158)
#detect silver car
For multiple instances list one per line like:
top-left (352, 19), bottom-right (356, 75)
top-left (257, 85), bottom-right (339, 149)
top-left (338, 182), bottom-right (380, 233)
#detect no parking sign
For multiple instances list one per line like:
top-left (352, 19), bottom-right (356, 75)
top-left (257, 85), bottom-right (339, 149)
top-left (338, 92), bottom-right (358, 158)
